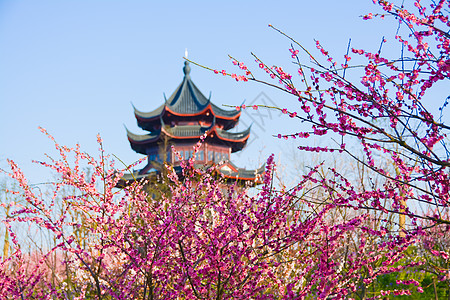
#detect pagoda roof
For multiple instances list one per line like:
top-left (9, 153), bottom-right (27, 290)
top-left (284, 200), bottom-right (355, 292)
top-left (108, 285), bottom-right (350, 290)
top-left (126, 123), bottom-right (251, 154)
top-left (134, 61), bottom-right (241, 122)
top-left (134, 102), bottom-right (240, 120)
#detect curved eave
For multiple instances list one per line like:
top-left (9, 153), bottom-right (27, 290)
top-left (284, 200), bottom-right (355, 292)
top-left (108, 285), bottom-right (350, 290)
top-left (210, 103), bottom-right (241, 120)
top-left (214, 126), bottom-right (251, 143)
top-left (219, 167), bottom-right (265, 183)
top-left (133, 103), bottom-right (240, 131)
top-left (126, 128), bottom-right (161, 155)
top-left (134, 104), bottom-right (165, 121)
top-left (126, 128), bottom-right (160, 143)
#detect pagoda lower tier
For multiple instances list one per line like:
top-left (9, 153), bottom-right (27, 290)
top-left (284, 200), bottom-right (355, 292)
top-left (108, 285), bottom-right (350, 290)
top-left (118, 155), bottom-right (265, 187)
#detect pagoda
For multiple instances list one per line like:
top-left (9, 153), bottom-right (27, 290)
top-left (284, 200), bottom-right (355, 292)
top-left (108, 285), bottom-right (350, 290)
top-left (121, 61), bottom-right (264, 185)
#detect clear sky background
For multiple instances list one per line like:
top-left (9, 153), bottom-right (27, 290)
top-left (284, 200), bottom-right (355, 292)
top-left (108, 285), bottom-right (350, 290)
top-left (0, 1), bottom-right (425, 184)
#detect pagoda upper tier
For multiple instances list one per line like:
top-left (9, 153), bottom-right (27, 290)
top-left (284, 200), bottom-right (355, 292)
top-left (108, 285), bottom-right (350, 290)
top-left (134, 61), bottom-right (241, 132)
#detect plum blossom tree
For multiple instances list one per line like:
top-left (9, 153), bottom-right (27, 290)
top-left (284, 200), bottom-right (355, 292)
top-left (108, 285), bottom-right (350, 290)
top-left (0, 130), bottom-right (422, 299)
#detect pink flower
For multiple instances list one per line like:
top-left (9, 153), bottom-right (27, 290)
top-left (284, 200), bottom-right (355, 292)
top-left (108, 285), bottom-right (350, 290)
top-left (363, 13), bottom-right (373, 20)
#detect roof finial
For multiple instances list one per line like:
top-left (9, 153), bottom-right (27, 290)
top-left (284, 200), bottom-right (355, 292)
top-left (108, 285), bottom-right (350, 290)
top-left (183, 59), bottom-right (191, 77)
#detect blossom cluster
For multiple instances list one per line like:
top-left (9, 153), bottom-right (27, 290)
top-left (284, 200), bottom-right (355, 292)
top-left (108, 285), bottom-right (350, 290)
top-left (0, 128), bottom-right (427, 299)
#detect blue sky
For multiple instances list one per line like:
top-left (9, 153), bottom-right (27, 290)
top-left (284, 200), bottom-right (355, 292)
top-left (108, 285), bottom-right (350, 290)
top-left (0, 1), bottom-right (404, 184)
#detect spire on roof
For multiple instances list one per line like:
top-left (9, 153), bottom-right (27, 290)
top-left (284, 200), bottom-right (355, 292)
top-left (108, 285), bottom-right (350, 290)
top-left (183, 60), bottom-right (191, 77)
